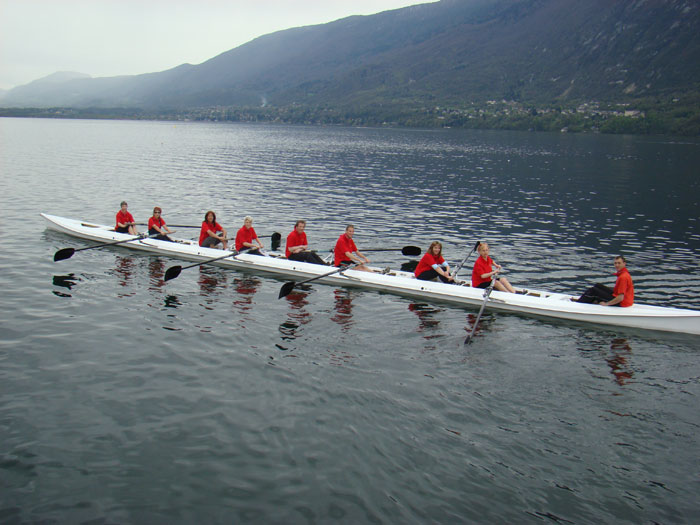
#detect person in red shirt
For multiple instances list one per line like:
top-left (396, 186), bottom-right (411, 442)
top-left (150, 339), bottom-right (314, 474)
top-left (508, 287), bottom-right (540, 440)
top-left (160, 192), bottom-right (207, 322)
top-left (147, 206), bottom-right (174, 242)
top-left (605, 256), bottom-right (634, 306)
top-left (199, 210), bottom-right (228, 250)
top-left (471, 242), bottom-right (516, 292)
top-left (115, 201), bottom-right (138, 235)
top-left (333, 224), bottom-right (372, 271)
top-left (285, 220), bottom-right (327, 265)
top-left (576, 256), bottom-right (634, 306)
top-left (414, 241), bottom-right (456, 283)
top-left (235, 216), bottom-right (264, 254)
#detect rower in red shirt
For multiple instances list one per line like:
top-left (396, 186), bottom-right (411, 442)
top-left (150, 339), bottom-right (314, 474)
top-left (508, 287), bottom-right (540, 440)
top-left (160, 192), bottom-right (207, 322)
top-left (285, 220), bottom-right (327, 265)
top-left (333, 224), bottom-right (373, 272)
top-left (602, 256), bottom-right (635, 307)
top-left (414, 241), bottom-right (455, 283)
top-left (115, 201), bottom-right (138, 235)
top-left (199, 210), bottom-right (228, 250)
top-left (574, 255), bottom-right (634, 306)
top-left (235, 216), bottom-right (264, 254)
top-left (471, 242), bottom-right (516, 292)
top-left (147, 206), bottom-right (174, 242)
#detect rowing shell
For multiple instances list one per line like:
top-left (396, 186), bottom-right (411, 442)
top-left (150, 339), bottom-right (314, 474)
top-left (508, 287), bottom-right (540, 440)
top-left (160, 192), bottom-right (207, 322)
top-left (42, 213), bottom-right (700, 336)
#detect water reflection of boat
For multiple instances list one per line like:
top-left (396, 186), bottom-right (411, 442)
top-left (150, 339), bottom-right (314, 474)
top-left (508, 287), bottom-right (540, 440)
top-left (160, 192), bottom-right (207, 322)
top-left (111, 255), bottom-right (135, 296)
top-left (148, 259), bottom-right (166, 288)
top-left (198, 266), bottom-right (227, 297)
top-left (408, 303), bottom-right (442, 333)
top-left (607, 338), bottom-right (633, 386)
top-left (43, 213), bottom-right (700, 335)
top-left (283, 289), bottom-right (312, 322)
top-left (232, 277), bottom-right (260, 311)
top-left (332, 289), bottom-right (355, 330)
top-left (277, 290), bottom-right (312, 350)
top-left (464, 311), bottom-right (495, 340)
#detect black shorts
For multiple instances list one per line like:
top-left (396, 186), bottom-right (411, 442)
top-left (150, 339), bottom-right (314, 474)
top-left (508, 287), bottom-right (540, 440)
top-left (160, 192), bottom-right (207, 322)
top-left (115, 226), bottom-right (129, 233)
top-left (476, 279), bottom-right (499, 289)
top-left (417, 269), bottom-right (452, 283)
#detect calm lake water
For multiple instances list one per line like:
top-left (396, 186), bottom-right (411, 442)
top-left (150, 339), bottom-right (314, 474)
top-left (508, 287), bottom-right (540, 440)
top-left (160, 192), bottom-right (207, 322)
top-left (1, 117), bottom-right (699, 523)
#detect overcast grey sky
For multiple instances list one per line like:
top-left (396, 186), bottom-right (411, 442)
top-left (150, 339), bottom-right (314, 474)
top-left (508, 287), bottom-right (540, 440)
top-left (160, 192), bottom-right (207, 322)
top-left (0, 0), bottom-right (432, 91)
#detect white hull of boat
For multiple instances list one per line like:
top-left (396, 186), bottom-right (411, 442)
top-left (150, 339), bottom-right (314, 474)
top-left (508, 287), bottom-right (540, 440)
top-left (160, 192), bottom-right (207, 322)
top-left (42, 213), bottom-right (700, 336)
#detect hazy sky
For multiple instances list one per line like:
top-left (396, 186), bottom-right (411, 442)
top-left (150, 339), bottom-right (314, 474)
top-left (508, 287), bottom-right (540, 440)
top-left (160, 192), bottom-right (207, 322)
top-left (0, 0), bottom-right (431, 91)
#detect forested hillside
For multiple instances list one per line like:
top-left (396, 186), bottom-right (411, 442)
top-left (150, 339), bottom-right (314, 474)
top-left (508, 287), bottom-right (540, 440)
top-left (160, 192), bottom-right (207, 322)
top-left (3, 0), bottom-right (700, 134)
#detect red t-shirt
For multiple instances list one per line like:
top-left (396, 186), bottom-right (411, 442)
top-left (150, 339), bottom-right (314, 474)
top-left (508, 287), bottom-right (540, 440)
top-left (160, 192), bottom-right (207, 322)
top-left (199, 220), bottom-right (223, 246)
top-left (148, 216), bottom-right (165, 230)
top-left (472, 255), bottom-right (495, 287)
top-left (285, 230), bottom-right (308, 258)
top-left (414, 252), bottom-right (446, 277)
top-left (334, 234), bottom-right (357, 266)
top-left (235, 226), bottom-right (258, 251)
top-left (116, 210), bottom-right (134, 229)
top-left (613, 267), bottom-right (634, 307)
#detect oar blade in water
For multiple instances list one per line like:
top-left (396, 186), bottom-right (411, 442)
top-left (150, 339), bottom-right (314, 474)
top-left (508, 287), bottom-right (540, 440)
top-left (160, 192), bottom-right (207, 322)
top-left (401, 246), bottom-right (421, 256)
top-left (278, 281), bottom-right (296, 299)
top-left (54, 248), bottom-right (75, 262)
top-left (164, 265), bottom-right (183, 282)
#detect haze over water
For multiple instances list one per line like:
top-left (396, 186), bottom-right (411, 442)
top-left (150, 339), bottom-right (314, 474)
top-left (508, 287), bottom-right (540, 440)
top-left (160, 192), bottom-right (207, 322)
top-left (1, 117), bottom-right (699, 523)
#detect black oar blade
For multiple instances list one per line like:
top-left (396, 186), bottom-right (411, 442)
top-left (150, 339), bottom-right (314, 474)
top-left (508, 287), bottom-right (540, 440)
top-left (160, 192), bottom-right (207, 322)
top-left (278, 281), bottom-right (296, 299)
top-left (271, 232), bottom-right (282, 251)
top-left (400, 260), bottom-right (419, 272)
top-left (401, 246), bottom-right (421, 256)
top-left (54, 248), bottom-right (75, 261)
top-left (473, 241), bottom-right (481, 250)
top-left (164, 266), bottom-right (183, 282)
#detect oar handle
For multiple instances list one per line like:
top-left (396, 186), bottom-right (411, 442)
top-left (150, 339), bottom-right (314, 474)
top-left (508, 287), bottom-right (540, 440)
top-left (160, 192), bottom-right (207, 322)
top-left (361, 246), bottom-right (421, 256)
top-left (452, 241), bottom-right (481, 278)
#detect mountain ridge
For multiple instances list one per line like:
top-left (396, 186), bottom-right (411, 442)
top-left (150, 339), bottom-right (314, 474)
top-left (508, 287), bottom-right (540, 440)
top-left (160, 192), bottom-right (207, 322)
top-left (2, 0), bottom-right (700, 134)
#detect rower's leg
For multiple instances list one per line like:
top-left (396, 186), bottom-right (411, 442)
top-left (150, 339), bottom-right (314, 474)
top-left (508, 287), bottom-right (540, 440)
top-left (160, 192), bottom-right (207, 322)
top-left (495, 278), bottom-right (516, 293)
top-left (501, 277), bottom-right (516, 293)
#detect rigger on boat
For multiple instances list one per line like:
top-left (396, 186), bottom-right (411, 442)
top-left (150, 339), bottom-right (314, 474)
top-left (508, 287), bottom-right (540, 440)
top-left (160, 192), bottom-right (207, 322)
top-left (43, 213), bottom-right (700, 336)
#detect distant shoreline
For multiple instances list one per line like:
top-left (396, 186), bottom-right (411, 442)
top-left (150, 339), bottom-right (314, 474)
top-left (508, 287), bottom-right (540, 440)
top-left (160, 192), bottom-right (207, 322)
top-left (2, 100), bottom-right (699, 136)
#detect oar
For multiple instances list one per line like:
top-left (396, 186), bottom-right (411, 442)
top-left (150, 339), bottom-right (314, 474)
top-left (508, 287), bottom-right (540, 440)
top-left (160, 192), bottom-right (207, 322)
top-left (270, 232), bottom-right (282, 251)
top-left (360, 246), bottom-right (421, 256)
top-left (164, 249), bottom-right (250, 281)
top-left (137, 223), bottom-right (281, 241)
top-left (451, 241), bottom-right (481, 278)
top-left (53, 233), bottom-right (157, 262)
top-left (278, 263), bottom-right (360, 299)
top-left (465, 277), bottom-right (496, 344)
top-left (137, 223), bottom-right (200, 229)
top-left (400, 260), bottom-right (419, 272)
